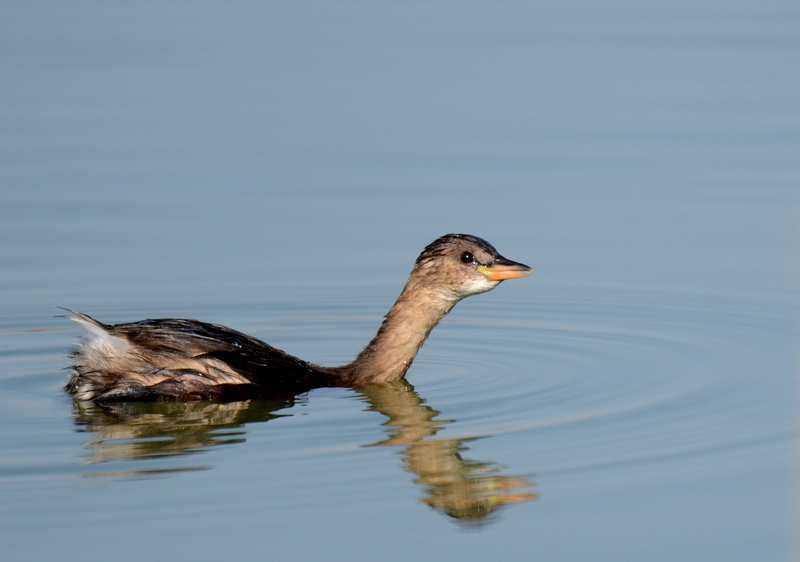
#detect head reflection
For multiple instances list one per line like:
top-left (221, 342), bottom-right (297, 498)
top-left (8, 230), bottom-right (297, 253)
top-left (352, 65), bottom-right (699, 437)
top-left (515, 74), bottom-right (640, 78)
top-left (359, 380), bottom-right (534, 527)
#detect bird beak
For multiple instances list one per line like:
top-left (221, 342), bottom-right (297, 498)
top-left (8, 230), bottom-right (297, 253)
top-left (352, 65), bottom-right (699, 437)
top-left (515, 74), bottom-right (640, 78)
top-left (478, 257), bottom-right (533, 281)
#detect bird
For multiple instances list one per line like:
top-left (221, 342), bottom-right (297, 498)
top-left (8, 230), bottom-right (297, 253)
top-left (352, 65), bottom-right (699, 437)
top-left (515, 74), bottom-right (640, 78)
top-left (64, 234), bottom-right (532, 402)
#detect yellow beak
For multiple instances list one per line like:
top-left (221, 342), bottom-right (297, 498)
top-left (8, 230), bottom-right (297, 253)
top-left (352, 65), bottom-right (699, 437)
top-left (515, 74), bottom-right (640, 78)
top-left (478, 258), bottom-right (533, 281)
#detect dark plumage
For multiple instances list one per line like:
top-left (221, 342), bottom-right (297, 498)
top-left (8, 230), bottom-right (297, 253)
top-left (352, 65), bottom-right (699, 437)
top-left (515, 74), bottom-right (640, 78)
top-left (65, 315), bottom-right (328, 400)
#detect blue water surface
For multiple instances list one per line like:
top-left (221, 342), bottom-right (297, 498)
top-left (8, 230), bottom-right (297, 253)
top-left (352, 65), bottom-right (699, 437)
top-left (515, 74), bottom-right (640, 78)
top-left (1, 1), bottom-right (798, 561)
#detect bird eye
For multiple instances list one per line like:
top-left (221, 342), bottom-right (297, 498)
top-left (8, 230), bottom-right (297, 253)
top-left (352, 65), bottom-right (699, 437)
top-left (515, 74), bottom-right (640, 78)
top-left (460, 251), bottom-right (474, 264)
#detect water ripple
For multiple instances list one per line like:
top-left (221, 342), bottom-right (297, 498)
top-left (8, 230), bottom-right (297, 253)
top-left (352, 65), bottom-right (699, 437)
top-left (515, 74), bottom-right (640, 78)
top-left (399, 284), bottom-right (796, 480)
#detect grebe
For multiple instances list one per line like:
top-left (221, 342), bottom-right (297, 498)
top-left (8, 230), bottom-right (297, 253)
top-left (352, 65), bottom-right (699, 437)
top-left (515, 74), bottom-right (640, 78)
top-left (65, 234), bottom-right (531, 401)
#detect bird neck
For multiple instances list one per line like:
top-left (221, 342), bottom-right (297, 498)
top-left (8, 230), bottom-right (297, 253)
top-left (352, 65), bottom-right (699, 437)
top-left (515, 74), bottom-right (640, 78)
top-left (332, 277), bottom-right (458, 385)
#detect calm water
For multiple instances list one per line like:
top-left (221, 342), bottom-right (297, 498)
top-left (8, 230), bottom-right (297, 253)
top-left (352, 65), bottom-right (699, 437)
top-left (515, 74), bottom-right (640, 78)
top-left (2, 1), bottom-right (798, 560)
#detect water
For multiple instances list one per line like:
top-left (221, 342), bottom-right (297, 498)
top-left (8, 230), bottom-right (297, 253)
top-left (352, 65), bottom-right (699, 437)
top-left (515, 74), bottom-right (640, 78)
top-left (1, 1), bottom-right (798, 560)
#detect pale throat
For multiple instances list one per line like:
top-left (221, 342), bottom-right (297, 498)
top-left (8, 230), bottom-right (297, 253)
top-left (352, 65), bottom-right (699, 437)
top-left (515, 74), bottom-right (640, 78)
top-left (342, 283), bottom-right (459, 384)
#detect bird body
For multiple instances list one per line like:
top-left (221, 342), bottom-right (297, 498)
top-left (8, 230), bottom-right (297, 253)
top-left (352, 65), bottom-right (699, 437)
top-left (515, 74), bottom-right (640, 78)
top-left (65, 234), bottom-right (531, 401)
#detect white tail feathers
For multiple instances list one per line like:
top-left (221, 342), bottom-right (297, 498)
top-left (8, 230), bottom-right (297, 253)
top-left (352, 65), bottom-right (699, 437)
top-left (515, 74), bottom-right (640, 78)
top-left (60, 308), bottom-right (129, 356)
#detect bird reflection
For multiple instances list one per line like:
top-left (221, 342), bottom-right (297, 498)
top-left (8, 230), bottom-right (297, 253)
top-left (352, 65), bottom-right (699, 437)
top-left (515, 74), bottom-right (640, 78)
top-left (71, 398), bottom-right (296, 475)
top-left (72, 381), bottom-right (534, 525)
top-left (358, 380), bottom-right (534, 527)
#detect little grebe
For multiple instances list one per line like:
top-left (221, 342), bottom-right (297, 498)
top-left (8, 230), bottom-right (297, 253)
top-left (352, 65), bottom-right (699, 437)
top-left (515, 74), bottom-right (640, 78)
top-left (65, 234), bottom-right (531, 401)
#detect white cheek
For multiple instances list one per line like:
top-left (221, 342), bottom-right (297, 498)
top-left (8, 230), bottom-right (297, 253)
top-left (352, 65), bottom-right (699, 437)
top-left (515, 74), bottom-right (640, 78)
top-left (455, 276), bottom-right (500, 298)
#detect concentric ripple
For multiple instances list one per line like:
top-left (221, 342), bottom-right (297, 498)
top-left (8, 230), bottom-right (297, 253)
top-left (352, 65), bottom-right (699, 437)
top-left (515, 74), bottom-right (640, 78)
top-left (392, 283), bottom-right (797, 481)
